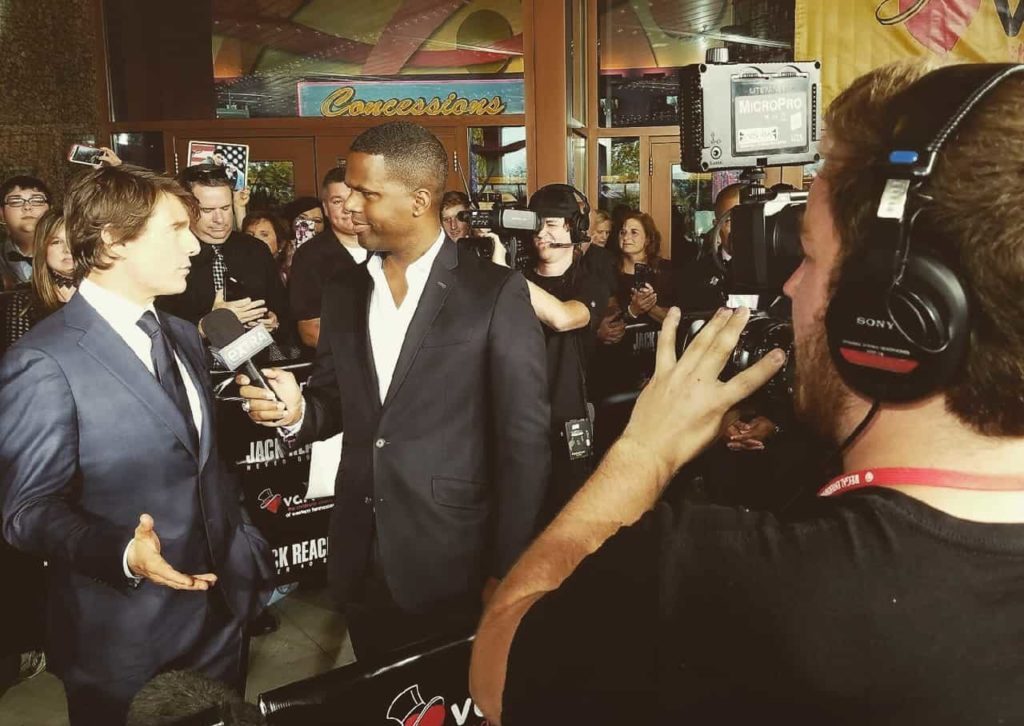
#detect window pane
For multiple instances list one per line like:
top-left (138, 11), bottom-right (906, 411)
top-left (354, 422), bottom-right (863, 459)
top-left (112, 132), bottom-right (166, 172)
top-left (248, 161), bottom-right (296, 212)
top-left (598, 137), bottom-right (640, 211)
top-left (597, 0), bottom-right (795, 128)
top-left (467, 126), bottom-right (527, 205)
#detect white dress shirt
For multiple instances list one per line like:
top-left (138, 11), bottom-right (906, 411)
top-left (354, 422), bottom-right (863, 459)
top-left (366, 230), bottom-right (445, 402)
top-left (77, 278), bottom-right (204, 579)
top-left (281, 230), bottom-right (446, 436)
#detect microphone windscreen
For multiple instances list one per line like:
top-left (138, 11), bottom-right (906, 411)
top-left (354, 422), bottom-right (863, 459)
top-left (201, 308), bottom-right (248, 348)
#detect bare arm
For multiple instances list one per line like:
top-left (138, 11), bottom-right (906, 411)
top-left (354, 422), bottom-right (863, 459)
top-left (469, 307), bottom-right (786, 723)
top-left (525, 279), bottom-right (591, 332)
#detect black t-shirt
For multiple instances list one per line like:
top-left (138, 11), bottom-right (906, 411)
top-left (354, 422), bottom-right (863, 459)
top-left (524, 262), bottom-right (605, 424)
top-left (676, 251), bottom-right (730, 313)
top-left (504, 487), bottom-right (1024, 725)
top-left (288, 229), bottom-right (361, 321)
top-left (579, 244), bottom-right (618, 311)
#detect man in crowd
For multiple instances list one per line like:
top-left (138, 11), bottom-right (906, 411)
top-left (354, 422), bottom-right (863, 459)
top-left (158, 164), bottom-right (287, 339)
top-left (0, 165), bottom-right (272, 725)
top-left (289, 166), bottom-right (367, 349)
top-left (238, 121), bottom-right (550, 665)
top-left (440, 190), bottom-right (472, 241)
top-left (471, 61), bottom-right (1024, 723)
top-left (515, 185), bottom-right (606, 515)
top-left (0, 175), bottom-right (51, 289)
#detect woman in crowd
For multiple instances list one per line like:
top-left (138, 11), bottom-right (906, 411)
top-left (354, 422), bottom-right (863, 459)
top-left (591, 211), bottom-right (676, 452)
top-left (1, 208), bottom-right (75, 353)
top-left (242, 210), bottom-right (293, 286)
top-left (0, 207), bottom-right (71, 693)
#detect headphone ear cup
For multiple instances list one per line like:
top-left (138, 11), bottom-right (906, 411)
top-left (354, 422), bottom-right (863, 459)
top-left (826, 252), bottom-right (970, 402)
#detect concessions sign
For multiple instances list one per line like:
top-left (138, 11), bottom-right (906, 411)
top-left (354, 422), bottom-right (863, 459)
top-left (214, 365), bottom-right (333, 586)
top-left (797, 0), bottom-right (1024, 106)
top-left (298, 78), bottom-right (525, 118)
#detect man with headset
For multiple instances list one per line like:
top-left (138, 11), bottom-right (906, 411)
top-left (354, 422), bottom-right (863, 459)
top-left (470, 61), bottom-right (1024, 724)
top-left (502, 185), bottom-right (606, 517)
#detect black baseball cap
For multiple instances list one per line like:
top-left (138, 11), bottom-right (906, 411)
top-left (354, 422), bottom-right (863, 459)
top-left (528, 184), bottom-right (579, 218)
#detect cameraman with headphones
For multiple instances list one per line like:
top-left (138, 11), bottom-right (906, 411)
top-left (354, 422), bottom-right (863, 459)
top-left (471, 61), bottom-right (1024, 724)
top-left (495, 184), bottom-right (606, 517)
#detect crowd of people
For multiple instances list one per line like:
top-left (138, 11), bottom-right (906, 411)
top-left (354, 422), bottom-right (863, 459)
top-left (3, 59), bottom-right (1024, 726)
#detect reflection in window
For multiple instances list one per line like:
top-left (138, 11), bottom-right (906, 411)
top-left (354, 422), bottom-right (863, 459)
top-left (672, 164), bottom-right (714, 244)
top-left (112, 132), bottom-right (166, 172)
top-left (597, 0), bottom-right (795, 128)
top-left (213, 1), bottom-right (525, 120)
top-left (466, 127), bottom-right (527, 205)
top-left (248, 161), bottom-right (295, 213)
top-left (598, 137), bottom-right (640, 212)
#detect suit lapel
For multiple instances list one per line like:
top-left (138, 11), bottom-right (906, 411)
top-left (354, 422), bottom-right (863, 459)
top-left (358, 268), bottom-right (383, 415)
top-left (164, 314), bottom-right (213, 469)
top-left (382, 238), bottom-right (457, 409)
top-left (67, 296), bottom-right (199, 460)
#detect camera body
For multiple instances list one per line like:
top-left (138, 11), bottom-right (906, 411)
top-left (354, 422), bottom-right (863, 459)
top-left (672, 50), bottom-right (822, 407)
top-left (677, 311), bottom-right (795, 409)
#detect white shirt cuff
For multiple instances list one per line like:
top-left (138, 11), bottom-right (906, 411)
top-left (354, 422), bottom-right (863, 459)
top-left (122, 541), bottom-right (141, 581)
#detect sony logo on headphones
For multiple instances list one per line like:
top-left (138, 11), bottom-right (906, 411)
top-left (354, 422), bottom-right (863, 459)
top-left (856, 316), bottom-right (896, 330)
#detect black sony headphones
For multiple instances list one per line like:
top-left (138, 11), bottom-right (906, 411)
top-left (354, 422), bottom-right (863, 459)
top-left (529, 183), bottom-right (592, 244)
top-left (825, 63), bottom-right (1024, 403)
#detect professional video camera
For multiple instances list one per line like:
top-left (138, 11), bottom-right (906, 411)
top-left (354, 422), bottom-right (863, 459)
top-left (675, 48), bottom-right (822, 407)
top-left (456, 192), bottom-right (540, 270)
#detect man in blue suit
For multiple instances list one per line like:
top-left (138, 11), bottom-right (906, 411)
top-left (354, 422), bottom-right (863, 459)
top-left (0, 165), bottom-right (273, 725)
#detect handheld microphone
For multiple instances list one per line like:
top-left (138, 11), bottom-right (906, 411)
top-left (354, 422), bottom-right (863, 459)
top-left (201, 308), bottom-right (276, 395)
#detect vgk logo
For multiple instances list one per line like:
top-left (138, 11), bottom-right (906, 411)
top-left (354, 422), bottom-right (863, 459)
top-left (257, 488), bottom-right (282, 514)
top-left (385, 685), bottom-right (488, 726)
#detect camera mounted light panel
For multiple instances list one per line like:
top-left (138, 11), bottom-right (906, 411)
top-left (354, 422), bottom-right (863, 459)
top-left (679, 53), bottom-right (822, 173)
top-left (825, 63), bottom-right (1024, 403)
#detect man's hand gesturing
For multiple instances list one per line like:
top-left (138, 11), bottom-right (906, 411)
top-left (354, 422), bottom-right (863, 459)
top-left (126, 514), bottom-right (218, 590)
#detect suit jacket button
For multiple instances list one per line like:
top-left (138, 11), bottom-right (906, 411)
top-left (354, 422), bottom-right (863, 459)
top-left (375, 438), bottom-right (387, 448)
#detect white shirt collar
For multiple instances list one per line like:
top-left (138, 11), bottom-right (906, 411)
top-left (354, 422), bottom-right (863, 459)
top-left (77, 277), bottom-right (156, 331)
top-left (367, 229), bottom-right (446, 280)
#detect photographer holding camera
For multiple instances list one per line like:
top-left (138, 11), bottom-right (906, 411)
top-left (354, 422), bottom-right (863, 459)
top-left (470, 62), bottom-right (1024, 724)
top-left (503, 185), bottom-right (606, 515)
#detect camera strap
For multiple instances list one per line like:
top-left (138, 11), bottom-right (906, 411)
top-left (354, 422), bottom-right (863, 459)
top-left (819, 467), bottom-right (1024, 497)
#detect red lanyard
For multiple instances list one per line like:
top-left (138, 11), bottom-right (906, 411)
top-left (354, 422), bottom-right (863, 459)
top-left (819, 467), bottom-right (1024, 497)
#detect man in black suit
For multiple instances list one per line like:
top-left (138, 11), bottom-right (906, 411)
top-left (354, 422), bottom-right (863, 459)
top-left (158, 164), bottom-right (288, 340)
top-left (238, 121), bottom-right (551, 663)
top-left (0, 166), bottom-right (273, 725)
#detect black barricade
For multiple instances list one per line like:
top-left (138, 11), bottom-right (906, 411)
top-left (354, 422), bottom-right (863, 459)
top-left (259, 636), bottom-right (488, 726)
top-left (213, 363), bottom-right (334, 587)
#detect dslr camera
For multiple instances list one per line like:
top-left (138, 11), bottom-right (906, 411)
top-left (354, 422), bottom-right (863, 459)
top-left (676, 49), bottom-right (822, 407)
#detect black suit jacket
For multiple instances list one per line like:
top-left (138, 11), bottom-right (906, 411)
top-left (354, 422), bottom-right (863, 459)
top-left (0, 294), bottom-right (273, 690)
top-left (157, 230), bottom-right (289, 328)
top-left (298, 238), bottom-right (551, 611)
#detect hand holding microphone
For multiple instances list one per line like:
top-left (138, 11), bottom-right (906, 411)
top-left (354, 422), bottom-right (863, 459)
top-left (200, 308), bottom-right (302, 426)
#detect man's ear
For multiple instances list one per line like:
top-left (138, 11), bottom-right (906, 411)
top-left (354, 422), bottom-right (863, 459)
top-left (99, 224), bottom-right (125, 263)
top-left (411, 188), bottom-right (432, 218)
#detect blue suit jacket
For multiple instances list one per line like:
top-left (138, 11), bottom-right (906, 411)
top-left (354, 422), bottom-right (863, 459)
top-left (0, 294), bottom-right (273, 688)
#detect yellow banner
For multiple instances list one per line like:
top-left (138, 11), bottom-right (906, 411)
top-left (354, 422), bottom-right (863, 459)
top-left (796, 0), bottom-right (1024, 106)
